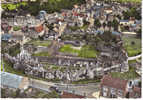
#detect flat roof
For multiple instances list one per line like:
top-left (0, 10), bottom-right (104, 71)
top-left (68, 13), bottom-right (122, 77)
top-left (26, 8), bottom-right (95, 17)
top-left (0, 72), bottom-right (23, 89)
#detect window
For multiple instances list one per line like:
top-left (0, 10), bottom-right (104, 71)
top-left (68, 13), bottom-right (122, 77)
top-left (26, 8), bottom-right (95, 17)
top-left (118, 90), bottom-right (123, 97)
top-left (103, 91), bottom-right (108, 97)
top-left (111, 88), bottom-right (116, 94)
top-left (102, 86), bottom-right (108, 97)
top-left (103, 86), bottom-right (108, 92)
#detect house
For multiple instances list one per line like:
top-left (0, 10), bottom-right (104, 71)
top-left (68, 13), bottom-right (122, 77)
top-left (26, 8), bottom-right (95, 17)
top-left (38, 10), bottom-right (47, 20)
top-left (27, 24), bottom-right (45, 38)
top-left (104, 8), bottom-right (113, 14)
top-left (9, 35), bottom-right (23, 43)
top-left (112, 31), bottom-right (120, 35)
top-left (2, 34), bottom-right (12, 41)
top-left (1, 23), bottom-right (12, 32)
top-left (129, 17), bottom-right (135, 25)
top-left (60, 91), bottom-right (85, 98)
top-left (129, 86), bottom-right (141, 98)
top-left (100, 75), bottom-right (141, 98)
top-left (120, 20), bottom-right (129, 26)
top-left (0, 72), bottom-right (29, 90)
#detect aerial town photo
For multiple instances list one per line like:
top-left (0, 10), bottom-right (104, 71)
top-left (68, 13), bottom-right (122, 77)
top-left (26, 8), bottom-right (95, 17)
top-left (0, 0), bottom-right (142, 99)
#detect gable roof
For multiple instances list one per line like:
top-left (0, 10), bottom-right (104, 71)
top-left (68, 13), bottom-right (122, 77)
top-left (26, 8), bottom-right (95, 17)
top-left (120, 20), bottom-right (129, 23)
top-left (101, 75), bottom-right (128, 91)
top-left (61, 92), bottom-right (85, 98)
top-left (35, 25), bottom-right (44, 33)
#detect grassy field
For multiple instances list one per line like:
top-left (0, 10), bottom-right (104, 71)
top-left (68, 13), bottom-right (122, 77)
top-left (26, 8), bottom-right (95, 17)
top-left (122, 36), bottom-right (141, 57)
top-left (28, 40), bottom-right (51, 47)
top-left (1, 59), bottom-right (25, 76)
top-left (72, 79), bottom-right (100, 84)
top-left (110, 67), bottom-right (139, 80)
top-left (79, 45), bottom-right (98, 58)
top-left (13, 26), bottom-right (21, 31)
top-left (32, 90), bottom-right (60, 98)
top-left (59, 44), bottom-right (80, 54)
top-left (59, 45), bottom-right (98, 58)
top-left (2, 2), bottom-right (27, 10)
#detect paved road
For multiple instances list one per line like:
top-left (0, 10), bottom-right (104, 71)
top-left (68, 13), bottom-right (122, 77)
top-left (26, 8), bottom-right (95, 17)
top-left (56, 83), bottom-right (100, 97)
top-left (29, 78), bottom-right (100, 97)
top-left (29, 79), bottom-right (56, 92)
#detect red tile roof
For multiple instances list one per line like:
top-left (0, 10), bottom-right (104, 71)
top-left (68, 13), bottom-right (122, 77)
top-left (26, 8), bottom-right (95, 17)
top-left (129, 87), bottom-right (141, 98)
top-left (133, 87), bottom-right (141, 94)
top-left (101, 75), bottom-right (128, 91)
top-left (104, 8), bottom-right (112, 10)
top-left (130, 17), bottom-right (135, 21)
top-left (35, 25), bottom-right (44, 33)
top-left (60, 92), bottom-right (85, 98)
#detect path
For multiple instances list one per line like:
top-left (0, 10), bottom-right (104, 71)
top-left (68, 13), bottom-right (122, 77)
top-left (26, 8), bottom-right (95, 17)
top-left (128, 54), bottom-right (141, 61)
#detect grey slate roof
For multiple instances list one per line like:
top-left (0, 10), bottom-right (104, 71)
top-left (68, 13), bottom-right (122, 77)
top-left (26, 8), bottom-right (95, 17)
top-left (0, 72), bottom-right (23, 89)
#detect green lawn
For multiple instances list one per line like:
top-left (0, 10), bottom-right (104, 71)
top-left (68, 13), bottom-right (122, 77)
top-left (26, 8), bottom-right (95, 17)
top-left (1, 59), bottom-right (25, 76)
top-left (72, 79), bottom-right (100, 84)
top-left (59, 44), bottom-right (80, 54)
top-left (128, 60), bottom-right (137, 64)
top-left (59, 45), bottom-right (98, 58)
top-left (28, 40), bottom-right (51, 47)
top-left (122, 36), bottom-right (141, 57)
top-left (78, 45), bottom-right (98, 58)
top-left (110, 67), bottom-right (139, 80)
top-left (33, 90), bottom-right (60, 98)
top-left (13, 26), bottom-right (21, 31)
top-left (2, 2), bottom-right (27, 10)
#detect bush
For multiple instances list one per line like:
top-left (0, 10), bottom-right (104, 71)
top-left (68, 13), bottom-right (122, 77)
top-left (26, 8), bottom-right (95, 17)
top-left (13, 26), bottom-right (21, 31)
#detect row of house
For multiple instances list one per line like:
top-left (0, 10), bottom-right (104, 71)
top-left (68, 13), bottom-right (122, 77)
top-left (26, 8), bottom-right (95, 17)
top-left (100, 75), bottom-right (141, 98)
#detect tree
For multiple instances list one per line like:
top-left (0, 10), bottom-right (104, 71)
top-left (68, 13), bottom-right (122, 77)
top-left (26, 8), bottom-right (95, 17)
top-left (107, 21), bottom-right (112, 30)
top-left (112, 19), bottom-right (119, 31)
top-left (136, 29), bottom-right (141, 39)
top-left (94, 19), bottom-right (101, 29)
top-left (103, 22), bottom-right (106, 28)
top-left (123, 11), bottom-right (130, 20)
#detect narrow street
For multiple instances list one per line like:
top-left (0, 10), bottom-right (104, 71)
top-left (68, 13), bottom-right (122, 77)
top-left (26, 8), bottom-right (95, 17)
top-left (29, 78), bottom-right (100, 97)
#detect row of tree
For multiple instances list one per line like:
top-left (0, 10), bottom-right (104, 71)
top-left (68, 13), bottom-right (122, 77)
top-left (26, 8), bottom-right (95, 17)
top-left (122, 7), bottom-right (141, 20)
top-left (94, 18), bottom-right (119, 31)
top-left (17, 0), bottom-right (86, 16)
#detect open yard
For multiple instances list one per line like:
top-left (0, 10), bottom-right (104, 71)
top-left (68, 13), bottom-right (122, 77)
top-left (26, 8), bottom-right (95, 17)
top-left (1, 59), bottom-right (25, 76)
top-left (59, 45), bottom-right (98, 58)
top-left (2, 2), bottom-right (27, 10)
top-left (110, 67), bottom-right (140, 80)
top-left (28, 40), bottom-right (51, 47)
top-left (59, 44), bottom-right (80, 54)
top-left (72, 78), bottom-right (100, 84)
top-left (122, 36), bottom-right (141, 57)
